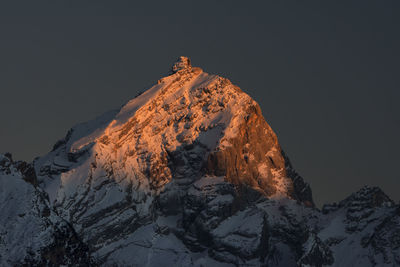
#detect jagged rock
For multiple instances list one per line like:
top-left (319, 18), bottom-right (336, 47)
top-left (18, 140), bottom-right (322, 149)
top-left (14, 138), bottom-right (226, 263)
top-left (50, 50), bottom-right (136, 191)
top-left (0, 155), bottom-right (94, 266)
top-left (299, 232), bottom-right (334, 267)
top-left (282, 149), bottom-right (314, 207)
top-left (0, 153), bottom-right (38, 186)
top-left (318, 187), bottom-right (399, 266)
top-left (171, 56), bottom-right (192, 73)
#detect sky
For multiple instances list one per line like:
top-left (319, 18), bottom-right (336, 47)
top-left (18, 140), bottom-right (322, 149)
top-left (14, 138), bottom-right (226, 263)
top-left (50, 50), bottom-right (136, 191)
top-left (0, 1), bottom-right (399, 207)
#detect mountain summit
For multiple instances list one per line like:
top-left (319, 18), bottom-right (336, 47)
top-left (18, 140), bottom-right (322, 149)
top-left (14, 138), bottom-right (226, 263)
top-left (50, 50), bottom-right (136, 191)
top-left (0, 57), bottom-right (399, 266)
top-left (36, 56), bottom-right (313, 205)
top-left (171, 56), bottom-right (192, 73)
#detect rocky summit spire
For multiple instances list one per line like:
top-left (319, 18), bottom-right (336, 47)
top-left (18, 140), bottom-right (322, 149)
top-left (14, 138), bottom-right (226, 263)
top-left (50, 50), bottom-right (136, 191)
top-left (171, 56), bottom-right (191, 73)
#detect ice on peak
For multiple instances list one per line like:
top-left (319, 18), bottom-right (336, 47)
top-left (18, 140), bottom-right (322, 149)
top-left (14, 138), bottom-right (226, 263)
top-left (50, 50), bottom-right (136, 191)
top-left (171, 56), bottom-right (192, 73)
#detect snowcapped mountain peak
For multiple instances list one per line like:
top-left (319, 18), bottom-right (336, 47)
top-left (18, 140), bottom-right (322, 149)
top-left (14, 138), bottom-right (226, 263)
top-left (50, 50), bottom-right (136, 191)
top-left (2, 57), bottom-right (399, 266)
top-left (31, 58), bottom-right (319, 225)
top-left (40, 56), bottom-right (306, 202)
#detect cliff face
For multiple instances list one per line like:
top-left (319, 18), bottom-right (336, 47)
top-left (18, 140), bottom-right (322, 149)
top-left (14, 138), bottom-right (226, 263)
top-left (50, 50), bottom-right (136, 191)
top-left (0, 57), bottom-right (398, 266)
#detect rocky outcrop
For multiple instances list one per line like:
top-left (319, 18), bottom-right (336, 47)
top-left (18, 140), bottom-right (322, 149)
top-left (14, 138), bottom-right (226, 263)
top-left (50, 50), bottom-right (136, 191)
top-left (171, 56), bottom-right (192, 73)
top-left (0, 153), bottom-right (38, 186)
top-left (299, 232), bottom-right (334, 267)
top-left (0, 154), bottom-right (94, 266)
top-left (205, 102), bottom-right (288, 196)
top-left (282, 150), bottom-right (314, 207)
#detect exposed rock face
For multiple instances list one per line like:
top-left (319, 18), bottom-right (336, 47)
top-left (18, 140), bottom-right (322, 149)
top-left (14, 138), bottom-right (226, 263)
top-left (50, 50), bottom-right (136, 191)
top-left (282, 150), bottom-right (314, 207)
top-left (0, 152), bottom-right (38, 186)
top-left (299, 232), bottom-right (334, 267)
top-left (171, 56), bottom-right (192, 73)
top-left (0, 154), bottom-right (94, 266)
top-left (205, 102), bottom-right (287, 196)
top-left (0, 57), bottom-right (399, 266)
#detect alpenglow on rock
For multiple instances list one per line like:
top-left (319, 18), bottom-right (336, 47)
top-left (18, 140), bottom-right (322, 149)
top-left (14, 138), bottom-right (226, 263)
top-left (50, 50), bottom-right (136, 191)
top-left (0, 57), bottom-right (399, 266)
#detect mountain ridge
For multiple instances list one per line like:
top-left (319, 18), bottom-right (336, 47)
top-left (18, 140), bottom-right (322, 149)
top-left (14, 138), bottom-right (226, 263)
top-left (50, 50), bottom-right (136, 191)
top-left (0, 57), bottom-right (399, 266)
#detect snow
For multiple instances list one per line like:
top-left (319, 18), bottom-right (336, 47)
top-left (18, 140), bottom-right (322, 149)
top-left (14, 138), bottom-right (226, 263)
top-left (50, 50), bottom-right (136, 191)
top-left (212, 208), bottom-right (264, 238)
top-left (0, 171), bottom-right (55, 265)
top-left (68, 109), bottom-right (118, 152)
top-left (111, 82), bottom-right (165, 129)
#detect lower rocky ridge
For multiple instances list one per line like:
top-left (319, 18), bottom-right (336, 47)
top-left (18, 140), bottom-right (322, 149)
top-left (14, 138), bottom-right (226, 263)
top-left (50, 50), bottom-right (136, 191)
top-left (0, 154), bottom-right (94, 266)
top-left (1, 153), bottom-right (399, 266)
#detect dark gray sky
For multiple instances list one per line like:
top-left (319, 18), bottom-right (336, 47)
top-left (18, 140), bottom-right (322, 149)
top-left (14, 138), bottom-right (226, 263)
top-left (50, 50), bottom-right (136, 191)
top-left (1, 1), bottom-right (399, 207)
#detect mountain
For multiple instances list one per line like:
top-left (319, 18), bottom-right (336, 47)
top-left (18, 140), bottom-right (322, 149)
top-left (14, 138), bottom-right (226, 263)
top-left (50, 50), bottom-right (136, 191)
top-left (1, 57), bottom-right (399, 266)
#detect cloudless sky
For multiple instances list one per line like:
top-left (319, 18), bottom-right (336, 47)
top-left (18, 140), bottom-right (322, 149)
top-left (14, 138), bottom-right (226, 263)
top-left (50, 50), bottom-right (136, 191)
top-left (0, 1), bottom-right (399, 206)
